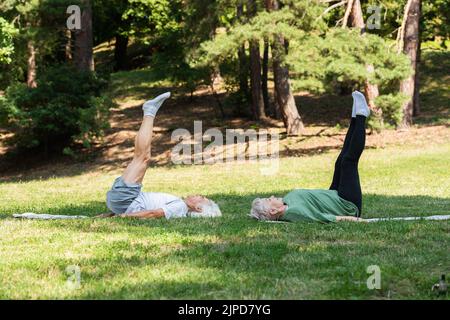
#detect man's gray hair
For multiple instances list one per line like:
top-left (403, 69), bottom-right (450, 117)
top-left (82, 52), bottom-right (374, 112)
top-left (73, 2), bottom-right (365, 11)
top-left (249, 198), bottom-right (272, 221)
top-left (188, 200), bottom-right (222, 218)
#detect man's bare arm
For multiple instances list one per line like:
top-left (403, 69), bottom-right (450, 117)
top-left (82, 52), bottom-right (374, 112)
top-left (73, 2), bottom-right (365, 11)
top-left (118, 209), bottom-right (165, 219)
top-left (336, 216), bottom-right (367, 223)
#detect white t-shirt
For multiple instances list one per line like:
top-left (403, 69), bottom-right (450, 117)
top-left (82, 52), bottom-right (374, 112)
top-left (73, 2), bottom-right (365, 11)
top-left (125, 192), bottom-right (188, 219)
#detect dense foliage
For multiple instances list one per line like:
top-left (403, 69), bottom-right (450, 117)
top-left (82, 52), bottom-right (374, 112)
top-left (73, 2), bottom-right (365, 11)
top-left (0, 65), bottom-right (111, 152)
top-left (0, 17), bottom-right (17, 64)
top-left (0, 0), bottom-right (448, 152)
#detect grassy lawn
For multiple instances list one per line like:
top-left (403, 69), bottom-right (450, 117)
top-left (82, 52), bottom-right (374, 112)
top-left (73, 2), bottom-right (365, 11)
top-left (0, 141), bottom-right (449, 299)
top-left (0, 48), bottom-right (448, 300)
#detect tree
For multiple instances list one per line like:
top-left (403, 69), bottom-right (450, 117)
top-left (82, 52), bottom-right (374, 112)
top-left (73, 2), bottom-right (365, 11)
top-left (398, 0), bottom-right (421, 127)
top-left (248, 0), bottom-right (265, 120)
top-left (17, 1), bottom-right (40, 88)
top-left (197, 0), bottom-right (326, 133)
top-left (261, 37), bottom-right (271, 116)
top-left (236, 1), bottom-right (250, 102)
top-left (0, 0), bottom-right (79, 89)
top-left (269, 0), bottom-right (303, 135)
top-left (74, 0), bottom-right (94, 71)
top-left (346, 0), bottom-right (381, 121)
top-left (286, 27), bottom-right (412, 127)
top-left (114, 33), bottom-right (128, 71)
top-left (26, 27), bottom-right (37, 88)
top-left (413, 0), bottom-right (422, 116)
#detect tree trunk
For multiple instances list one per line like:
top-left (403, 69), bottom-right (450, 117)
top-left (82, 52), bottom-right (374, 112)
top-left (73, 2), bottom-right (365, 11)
top-left (349, 0), bottom-right (382, 120)
top-left (210, 70), bottom-right (226, 119)
top-left (249, 40), bottom-right (265, 119)
top-left (363, 66), bottom-right (381, 119)
top-left (262, 38), bottom-right (271, 116)
top-left (413, 39), bottom-right (421, 116)
top-left (74, 0), bottom-right (94, 71)
top-left (264, 0), bottom-right (281, 119)
top-left (413, 0), bottom-right (422, 116)
top-left (399, 0), bottom-right (421, 127)
top-left (348, 0), bottom-right (361, 28)
top-left (270, 0), bottom-right (303, 135)
top-left (272, 35), bottom-right (304, 135)
top-left (237, 3), bottom-right (249, 98)
top-left (27, 39), bottom-right (37, 88)
top-left (247, 0), bottom-right (265, 120)
top-left (342, 0), bottom-right (354, 28)
top-left (114, 33), bottom-right (128, 71)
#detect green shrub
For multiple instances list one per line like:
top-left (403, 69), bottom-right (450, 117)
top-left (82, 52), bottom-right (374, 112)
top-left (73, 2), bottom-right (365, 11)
top-left (0, 65), bottom-right (111, 153)
top-left (375, 93), bottom-right (409, 127)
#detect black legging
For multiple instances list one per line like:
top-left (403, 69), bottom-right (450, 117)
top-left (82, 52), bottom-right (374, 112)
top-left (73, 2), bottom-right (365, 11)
top-left (329, 115), bottom-right (366, 216)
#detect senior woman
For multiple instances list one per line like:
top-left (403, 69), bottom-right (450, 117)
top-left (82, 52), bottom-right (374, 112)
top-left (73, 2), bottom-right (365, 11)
top-left (250, 91), bottom-right (371, 223)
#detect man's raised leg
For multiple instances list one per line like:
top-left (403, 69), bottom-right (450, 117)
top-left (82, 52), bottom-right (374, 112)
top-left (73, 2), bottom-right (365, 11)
top-left (122, 116), bottom-right (155, 184)
top-left (122, 92), bottom-right (171, 184)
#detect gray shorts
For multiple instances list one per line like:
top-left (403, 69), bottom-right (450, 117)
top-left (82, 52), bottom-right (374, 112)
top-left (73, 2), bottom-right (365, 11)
top-left (106, 177), bottom-right (142, 214)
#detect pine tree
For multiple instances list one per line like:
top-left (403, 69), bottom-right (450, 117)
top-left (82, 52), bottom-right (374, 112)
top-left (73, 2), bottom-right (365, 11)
top-left (197, 0), bottom-right (324, 134)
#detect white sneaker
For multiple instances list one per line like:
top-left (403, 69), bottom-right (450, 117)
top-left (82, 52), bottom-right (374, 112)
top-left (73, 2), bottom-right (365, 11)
top-left (352, 91), bottom-right (370, 118)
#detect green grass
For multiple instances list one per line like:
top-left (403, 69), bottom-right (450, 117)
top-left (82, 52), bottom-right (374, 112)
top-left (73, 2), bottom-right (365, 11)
top-left (0, 142), bottom-right (449, 299)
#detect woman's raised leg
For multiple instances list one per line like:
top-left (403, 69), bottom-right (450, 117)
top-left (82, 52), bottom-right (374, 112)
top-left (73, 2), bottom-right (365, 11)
top-left (329, 117), bottom-right (356, 190)
top-left (336, 91), bottom-right (370, 215)
top-left (337, 115), bottom-right (366, 214)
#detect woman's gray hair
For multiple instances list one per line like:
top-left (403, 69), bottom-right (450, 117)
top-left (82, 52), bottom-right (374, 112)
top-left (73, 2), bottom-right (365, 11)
top-left (188, 200), bottom-right (222, 218)
top-left (249, 198), bottom-right (272, 221)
